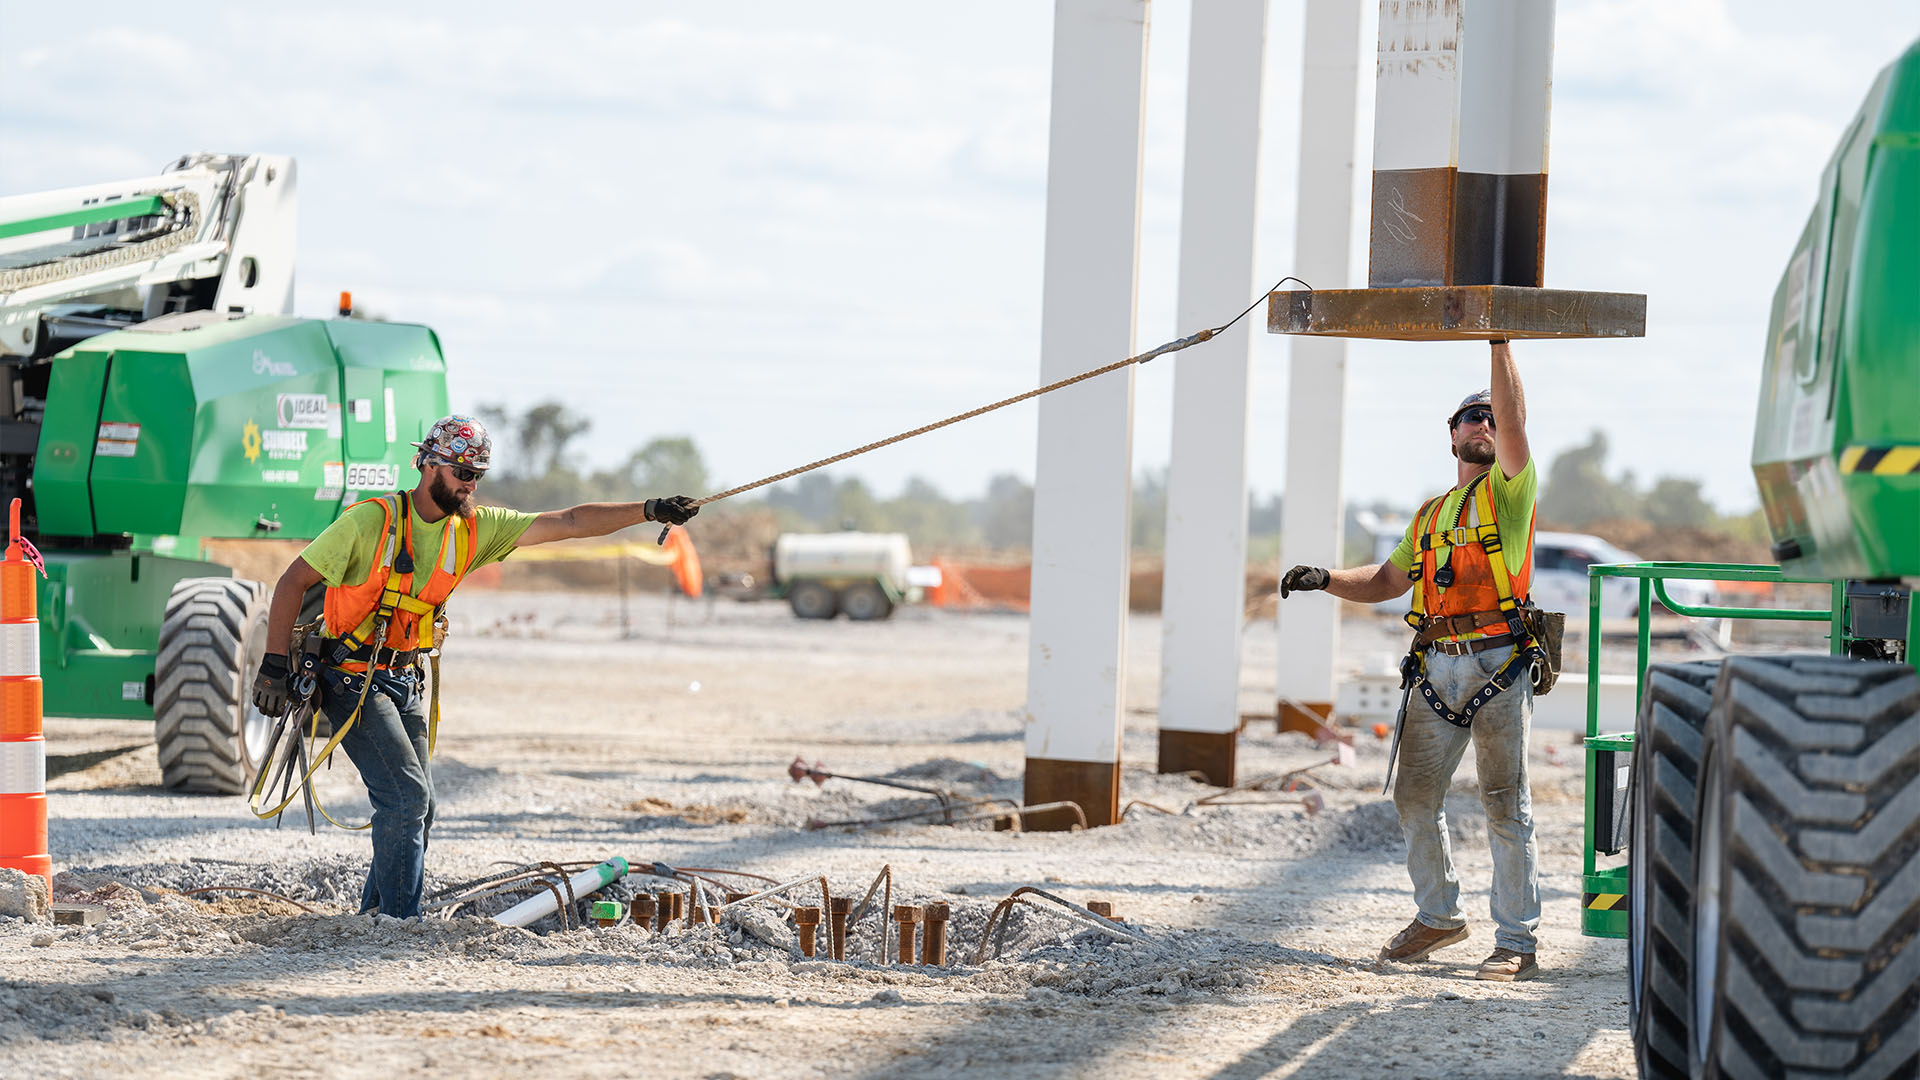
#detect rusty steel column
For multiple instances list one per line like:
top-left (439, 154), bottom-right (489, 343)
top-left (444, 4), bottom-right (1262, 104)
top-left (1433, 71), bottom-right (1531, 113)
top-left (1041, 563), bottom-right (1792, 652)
top-left (1370, 0), bottom-right (1555, 289)
top-left (1270, 0), bottom-right (1643, 343)
top-left (633, 893), bottom-right (658, 931)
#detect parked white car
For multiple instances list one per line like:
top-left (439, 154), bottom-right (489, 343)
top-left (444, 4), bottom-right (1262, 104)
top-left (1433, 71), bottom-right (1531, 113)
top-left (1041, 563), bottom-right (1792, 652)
top-left (1529, 532), bottom-right (1717, 619)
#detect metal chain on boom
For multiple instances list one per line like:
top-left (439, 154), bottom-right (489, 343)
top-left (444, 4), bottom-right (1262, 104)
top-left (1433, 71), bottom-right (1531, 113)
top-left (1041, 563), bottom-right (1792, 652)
top-left (657, 277), bottom-right (1309, 542)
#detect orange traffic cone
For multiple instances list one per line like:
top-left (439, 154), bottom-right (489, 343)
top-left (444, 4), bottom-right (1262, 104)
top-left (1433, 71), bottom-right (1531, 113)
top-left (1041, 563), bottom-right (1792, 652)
top-left (0, 498), bottom-right (48, 891)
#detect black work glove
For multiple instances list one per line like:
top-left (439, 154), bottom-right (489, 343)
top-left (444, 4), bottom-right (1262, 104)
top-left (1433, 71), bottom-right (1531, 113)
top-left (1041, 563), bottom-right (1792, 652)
top-left (252, 653), bottom-right (294, 717)
top-left (1279, 565), bottom-right (1330, 599)
top-left (645, 496), bottom-right (700, 526)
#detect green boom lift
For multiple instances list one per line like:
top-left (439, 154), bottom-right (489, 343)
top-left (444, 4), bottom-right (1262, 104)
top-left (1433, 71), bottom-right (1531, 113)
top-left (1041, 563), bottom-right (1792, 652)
top-left (0, 154), bottom-right (449, 794)
top-left (1578, 44), bottom-right (1920, 1080)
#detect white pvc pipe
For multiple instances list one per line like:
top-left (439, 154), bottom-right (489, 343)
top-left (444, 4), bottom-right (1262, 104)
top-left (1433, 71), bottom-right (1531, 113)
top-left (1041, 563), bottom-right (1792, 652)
top-left (492, 857), bottom-right (629, 928)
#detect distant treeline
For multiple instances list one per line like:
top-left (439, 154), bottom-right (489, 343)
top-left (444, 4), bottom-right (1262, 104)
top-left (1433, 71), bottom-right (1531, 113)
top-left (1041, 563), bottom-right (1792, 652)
top-left (472, 401), bottom-right (1763, 556)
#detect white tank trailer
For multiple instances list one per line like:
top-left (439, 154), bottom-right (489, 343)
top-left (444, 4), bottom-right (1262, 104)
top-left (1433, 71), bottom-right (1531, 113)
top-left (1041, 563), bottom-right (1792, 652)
top-left (771, 532), bottom-right (917, 621)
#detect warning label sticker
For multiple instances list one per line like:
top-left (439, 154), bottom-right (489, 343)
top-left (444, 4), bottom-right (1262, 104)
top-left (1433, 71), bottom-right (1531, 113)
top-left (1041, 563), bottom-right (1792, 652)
top-left (96, 422), bottom-right (140, 458)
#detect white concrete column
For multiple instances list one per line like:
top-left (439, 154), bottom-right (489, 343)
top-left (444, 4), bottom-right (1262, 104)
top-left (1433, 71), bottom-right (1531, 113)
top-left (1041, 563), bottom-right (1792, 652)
top-left (1275, 0), bottom-right (1367, 732)
top-left (1157, 0), bottom-right (1268, 786)
top-left (1024, 0), bottom-right (1151, 828)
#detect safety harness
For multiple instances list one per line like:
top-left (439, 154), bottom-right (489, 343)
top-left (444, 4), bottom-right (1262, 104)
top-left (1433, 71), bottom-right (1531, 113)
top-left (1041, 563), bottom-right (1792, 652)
top-left (1398, 473), bottom-right (1544, 729)
top-left (249, 491), bottom-right (463, 830)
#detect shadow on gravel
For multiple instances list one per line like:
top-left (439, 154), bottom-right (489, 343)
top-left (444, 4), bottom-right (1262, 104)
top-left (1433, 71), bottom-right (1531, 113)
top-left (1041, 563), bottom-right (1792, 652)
top-left (45, 743), bottom-right (149, 780)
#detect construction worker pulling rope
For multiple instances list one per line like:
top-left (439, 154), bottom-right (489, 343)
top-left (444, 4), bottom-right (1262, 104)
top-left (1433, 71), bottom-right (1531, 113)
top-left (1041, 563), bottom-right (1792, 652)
top-left (248, 279), bottom-right (1296, 919)
top-left (249, 414), bottom-right (701, 919)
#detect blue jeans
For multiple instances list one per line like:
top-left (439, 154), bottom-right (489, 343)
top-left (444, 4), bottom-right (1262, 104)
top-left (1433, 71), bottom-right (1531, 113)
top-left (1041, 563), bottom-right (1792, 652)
top-left (324, 665), bottom-right (433, 918)
top-left (1392, 647), bottom-right (1540, 952)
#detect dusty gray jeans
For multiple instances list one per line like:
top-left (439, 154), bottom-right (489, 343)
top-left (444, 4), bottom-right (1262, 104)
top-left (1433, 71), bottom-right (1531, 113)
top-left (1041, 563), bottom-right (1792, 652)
top-left (1392, 646), bottom-right (1541, 953)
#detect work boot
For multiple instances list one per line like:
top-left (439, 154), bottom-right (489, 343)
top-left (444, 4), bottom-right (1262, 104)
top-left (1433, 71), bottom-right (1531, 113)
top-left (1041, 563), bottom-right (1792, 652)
top-left (1378, 918), bottom-right (1469, 962)
top-left (1476, 947), bottom-right (1539, 982)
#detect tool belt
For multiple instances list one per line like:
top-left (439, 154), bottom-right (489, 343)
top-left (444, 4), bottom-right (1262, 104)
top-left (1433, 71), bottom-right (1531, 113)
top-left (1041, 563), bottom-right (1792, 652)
top-left (1519, 601), bottom-right (1564, 696)
top-left (322, 638), bottom-right (420, 672)
top-left (1410, 610), bottom-right (1512, 651)
top-left (1407, 603), bottom-right (1562, 694)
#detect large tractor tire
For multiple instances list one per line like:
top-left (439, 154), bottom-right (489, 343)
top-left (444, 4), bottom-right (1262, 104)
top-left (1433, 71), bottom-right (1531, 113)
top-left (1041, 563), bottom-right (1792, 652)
top-left (1691, 655), bottom-right (1919, 1080)
top-left (838, 582), bottom-right (893, 622)
top-left (1629, 660), bottom-right (1722, 1080)
top-left (154, 577), bottom-right (274, 794)
top-left (788, 581), bottom-right (838, 620)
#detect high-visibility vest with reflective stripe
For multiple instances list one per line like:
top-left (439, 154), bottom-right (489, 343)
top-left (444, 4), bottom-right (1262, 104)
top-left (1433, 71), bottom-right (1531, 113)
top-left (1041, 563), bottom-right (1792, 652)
top-left (321, 492), bottom-right (479, 653)
top-left (1409, 472), bottom-right (1535, 639)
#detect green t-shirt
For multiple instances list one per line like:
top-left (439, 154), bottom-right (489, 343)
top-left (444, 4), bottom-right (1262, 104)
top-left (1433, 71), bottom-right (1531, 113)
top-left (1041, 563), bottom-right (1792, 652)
top-left (301, 498), bottom-right (537, 591)
top-left (1388, 458), bottom-right (1538, 580)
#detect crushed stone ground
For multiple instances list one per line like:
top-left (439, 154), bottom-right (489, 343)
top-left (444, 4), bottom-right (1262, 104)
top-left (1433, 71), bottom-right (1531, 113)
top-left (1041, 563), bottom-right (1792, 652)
top-left (0, 591), bottom-right (1747, 1078)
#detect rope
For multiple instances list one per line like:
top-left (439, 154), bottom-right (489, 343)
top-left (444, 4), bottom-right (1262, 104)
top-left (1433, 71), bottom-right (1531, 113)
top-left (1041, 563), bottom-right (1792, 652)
top-left (656, 277), bottom-right (1308, 541)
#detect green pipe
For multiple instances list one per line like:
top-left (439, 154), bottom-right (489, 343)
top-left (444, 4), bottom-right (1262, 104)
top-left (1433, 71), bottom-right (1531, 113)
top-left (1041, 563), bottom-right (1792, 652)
top-left (1831, 580), bottom-right (1849, 656)
top-left (1649, 579), bottom-right (1833, 622)
top-left (0, 196), bottom-right (168, 241)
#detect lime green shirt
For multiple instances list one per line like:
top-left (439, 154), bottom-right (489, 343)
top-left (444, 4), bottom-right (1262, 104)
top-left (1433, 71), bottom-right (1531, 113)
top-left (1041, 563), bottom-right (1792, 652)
top-left (300, 498), bottom-right (537, 590)
top-left (1388, 458), bottom-right (1538, 580)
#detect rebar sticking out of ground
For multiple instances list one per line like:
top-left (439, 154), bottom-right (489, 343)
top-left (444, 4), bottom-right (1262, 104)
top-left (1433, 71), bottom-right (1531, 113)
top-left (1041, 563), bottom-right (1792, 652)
top-left (921, 902), bottom-right (949, 966)
top-left (894, 906), bottom-right (920, 965)
top-left (828, 897), bottom-right (852, 960)
top-left (633, 894), bottom-right (657, 930)
top-left (794, 906), bottom-right (822, 957)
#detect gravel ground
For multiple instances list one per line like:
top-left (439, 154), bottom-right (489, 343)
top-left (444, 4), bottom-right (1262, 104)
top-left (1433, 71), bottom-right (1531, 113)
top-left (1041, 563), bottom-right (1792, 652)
top-left (0, 589), bottom-right (1753, 1079)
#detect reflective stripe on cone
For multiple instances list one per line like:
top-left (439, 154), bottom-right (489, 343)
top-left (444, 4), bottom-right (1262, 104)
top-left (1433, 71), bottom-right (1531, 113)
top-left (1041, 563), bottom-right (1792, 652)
top-left (0, 622), bottom-right (36, 679)
top-left (0, 738), bottom-right (45, 794)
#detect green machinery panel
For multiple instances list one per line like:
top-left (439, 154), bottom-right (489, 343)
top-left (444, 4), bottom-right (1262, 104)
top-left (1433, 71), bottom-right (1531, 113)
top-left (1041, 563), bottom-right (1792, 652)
top-left (29, 313), bottom-right (451, 719)
top-left (36, 552), bottom-right (231, 720)
top-left (1754, 41), bottom-right (1920, 580)
top-left (35, 314), bottom-right (450, 545)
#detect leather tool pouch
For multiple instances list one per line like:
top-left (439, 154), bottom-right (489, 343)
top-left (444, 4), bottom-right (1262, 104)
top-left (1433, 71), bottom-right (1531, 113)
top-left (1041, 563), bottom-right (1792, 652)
top-left (1520, 601), bottom-right (1565, 696)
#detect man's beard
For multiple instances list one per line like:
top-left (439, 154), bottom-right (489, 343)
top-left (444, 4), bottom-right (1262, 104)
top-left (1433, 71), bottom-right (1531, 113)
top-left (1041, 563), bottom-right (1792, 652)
top-left (1456, 438), bottom-right (1496, 466)
top-left (428, 473), bottom-right (477, 518)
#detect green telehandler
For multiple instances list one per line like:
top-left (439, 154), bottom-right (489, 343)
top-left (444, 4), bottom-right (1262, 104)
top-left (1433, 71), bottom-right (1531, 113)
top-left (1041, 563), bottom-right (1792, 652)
top-left (1577, 43), bottom-right (1920, 1080)
top-left (0, 153), bottom-right (450, 794)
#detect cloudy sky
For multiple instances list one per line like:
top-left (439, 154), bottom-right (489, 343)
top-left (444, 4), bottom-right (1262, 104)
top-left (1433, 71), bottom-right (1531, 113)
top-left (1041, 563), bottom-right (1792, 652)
top-left (7, 0), bottom-right (1916, 514)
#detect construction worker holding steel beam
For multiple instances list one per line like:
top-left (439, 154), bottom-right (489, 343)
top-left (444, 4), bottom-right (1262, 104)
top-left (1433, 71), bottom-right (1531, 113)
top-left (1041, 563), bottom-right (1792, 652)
top-left (1280, 341), bottom-right (1544, 982)
top-left (250, 414), bottom-right (699, 918)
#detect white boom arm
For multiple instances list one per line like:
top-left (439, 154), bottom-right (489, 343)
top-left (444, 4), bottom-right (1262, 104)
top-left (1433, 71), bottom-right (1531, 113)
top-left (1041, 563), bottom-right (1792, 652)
top-left (0, 153), bottom-right (297, 357)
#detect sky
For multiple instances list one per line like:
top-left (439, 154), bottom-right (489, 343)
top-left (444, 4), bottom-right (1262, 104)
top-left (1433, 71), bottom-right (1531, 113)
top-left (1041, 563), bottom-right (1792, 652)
top-left (6, 0), bottom-right (1918, 515)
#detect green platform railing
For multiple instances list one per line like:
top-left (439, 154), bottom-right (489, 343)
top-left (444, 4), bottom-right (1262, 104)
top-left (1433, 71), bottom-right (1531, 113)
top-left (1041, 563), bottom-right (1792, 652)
top-left (1579, 561), bottom-right (1843, 938)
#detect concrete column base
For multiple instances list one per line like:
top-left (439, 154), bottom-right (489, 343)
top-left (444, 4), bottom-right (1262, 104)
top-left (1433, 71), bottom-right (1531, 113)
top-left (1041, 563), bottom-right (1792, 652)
top-left (1156, 729), bottom-right (1237, 787)
top-left (1024, 757), bottom-right (1120, 829)
top-left (1278, 700), bottom-right (1344, 743)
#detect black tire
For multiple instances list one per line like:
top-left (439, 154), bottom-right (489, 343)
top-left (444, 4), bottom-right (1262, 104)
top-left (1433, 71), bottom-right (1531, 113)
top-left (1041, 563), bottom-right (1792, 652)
top-left (839, 582), bottom-right (893, 622)
top-left (1630, 660), bottom-right (1722, 1080)
top-left (788, 581), bottom-right (838, 620)
top-left (1692, 655), bottom-right (1919, 1080)
top-left (154, 577), bottom-right (273, 794)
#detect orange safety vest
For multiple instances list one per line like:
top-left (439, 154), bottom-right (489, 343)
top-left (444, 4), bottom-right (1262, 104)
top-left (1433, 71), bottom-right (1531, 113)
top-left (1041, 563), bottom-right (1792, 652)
top-left (1406, 471), bottom-right (1535, 639)
top-left (321, 491), bottom-right (479, 666)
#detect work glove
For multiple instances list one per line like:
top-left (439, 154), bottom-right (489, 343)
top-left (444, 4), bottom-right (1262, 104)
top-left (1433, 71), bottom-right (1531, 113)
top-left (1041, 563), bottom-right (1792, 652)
top-left (645, 495), bottom-right (700, 526)
top-left (252, 653), bottom-right (295, 717)
top-left (1279, 565), bottom-right (1330, 599)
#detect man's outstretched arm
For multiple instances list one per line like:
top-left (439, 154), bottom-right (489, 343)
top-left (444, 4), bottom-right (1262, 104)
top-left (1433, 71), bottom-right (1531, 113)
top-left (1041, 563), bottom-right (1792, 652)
top-left (516, 496), bottom-right (699, 547)
top-left (1281, 561), bottom-right (1415, 604)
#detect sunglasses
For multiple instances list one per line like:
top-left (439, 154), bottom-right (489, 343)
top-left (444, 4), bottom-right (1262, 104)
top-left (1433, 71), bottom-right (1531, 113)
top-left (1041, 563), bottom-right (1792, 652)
top-left (1451, 406), bottom-right (1496, 429)
top-left (439, 462), bottom-right (485, 483)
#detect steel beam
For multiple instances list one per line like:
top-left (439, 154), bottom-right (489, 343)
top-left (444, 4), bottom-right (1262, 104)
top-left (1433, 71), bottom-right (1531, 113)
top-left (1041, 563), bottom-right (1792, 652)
top-left (1274, 0), bottom-right (1368, 727)
top-left (1269, 284), bottom-right (1646, 341)
top-left (1024, 0), bottom-right (1151, 829)
top-left (1158, 0), bottom-right (1268, 787)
